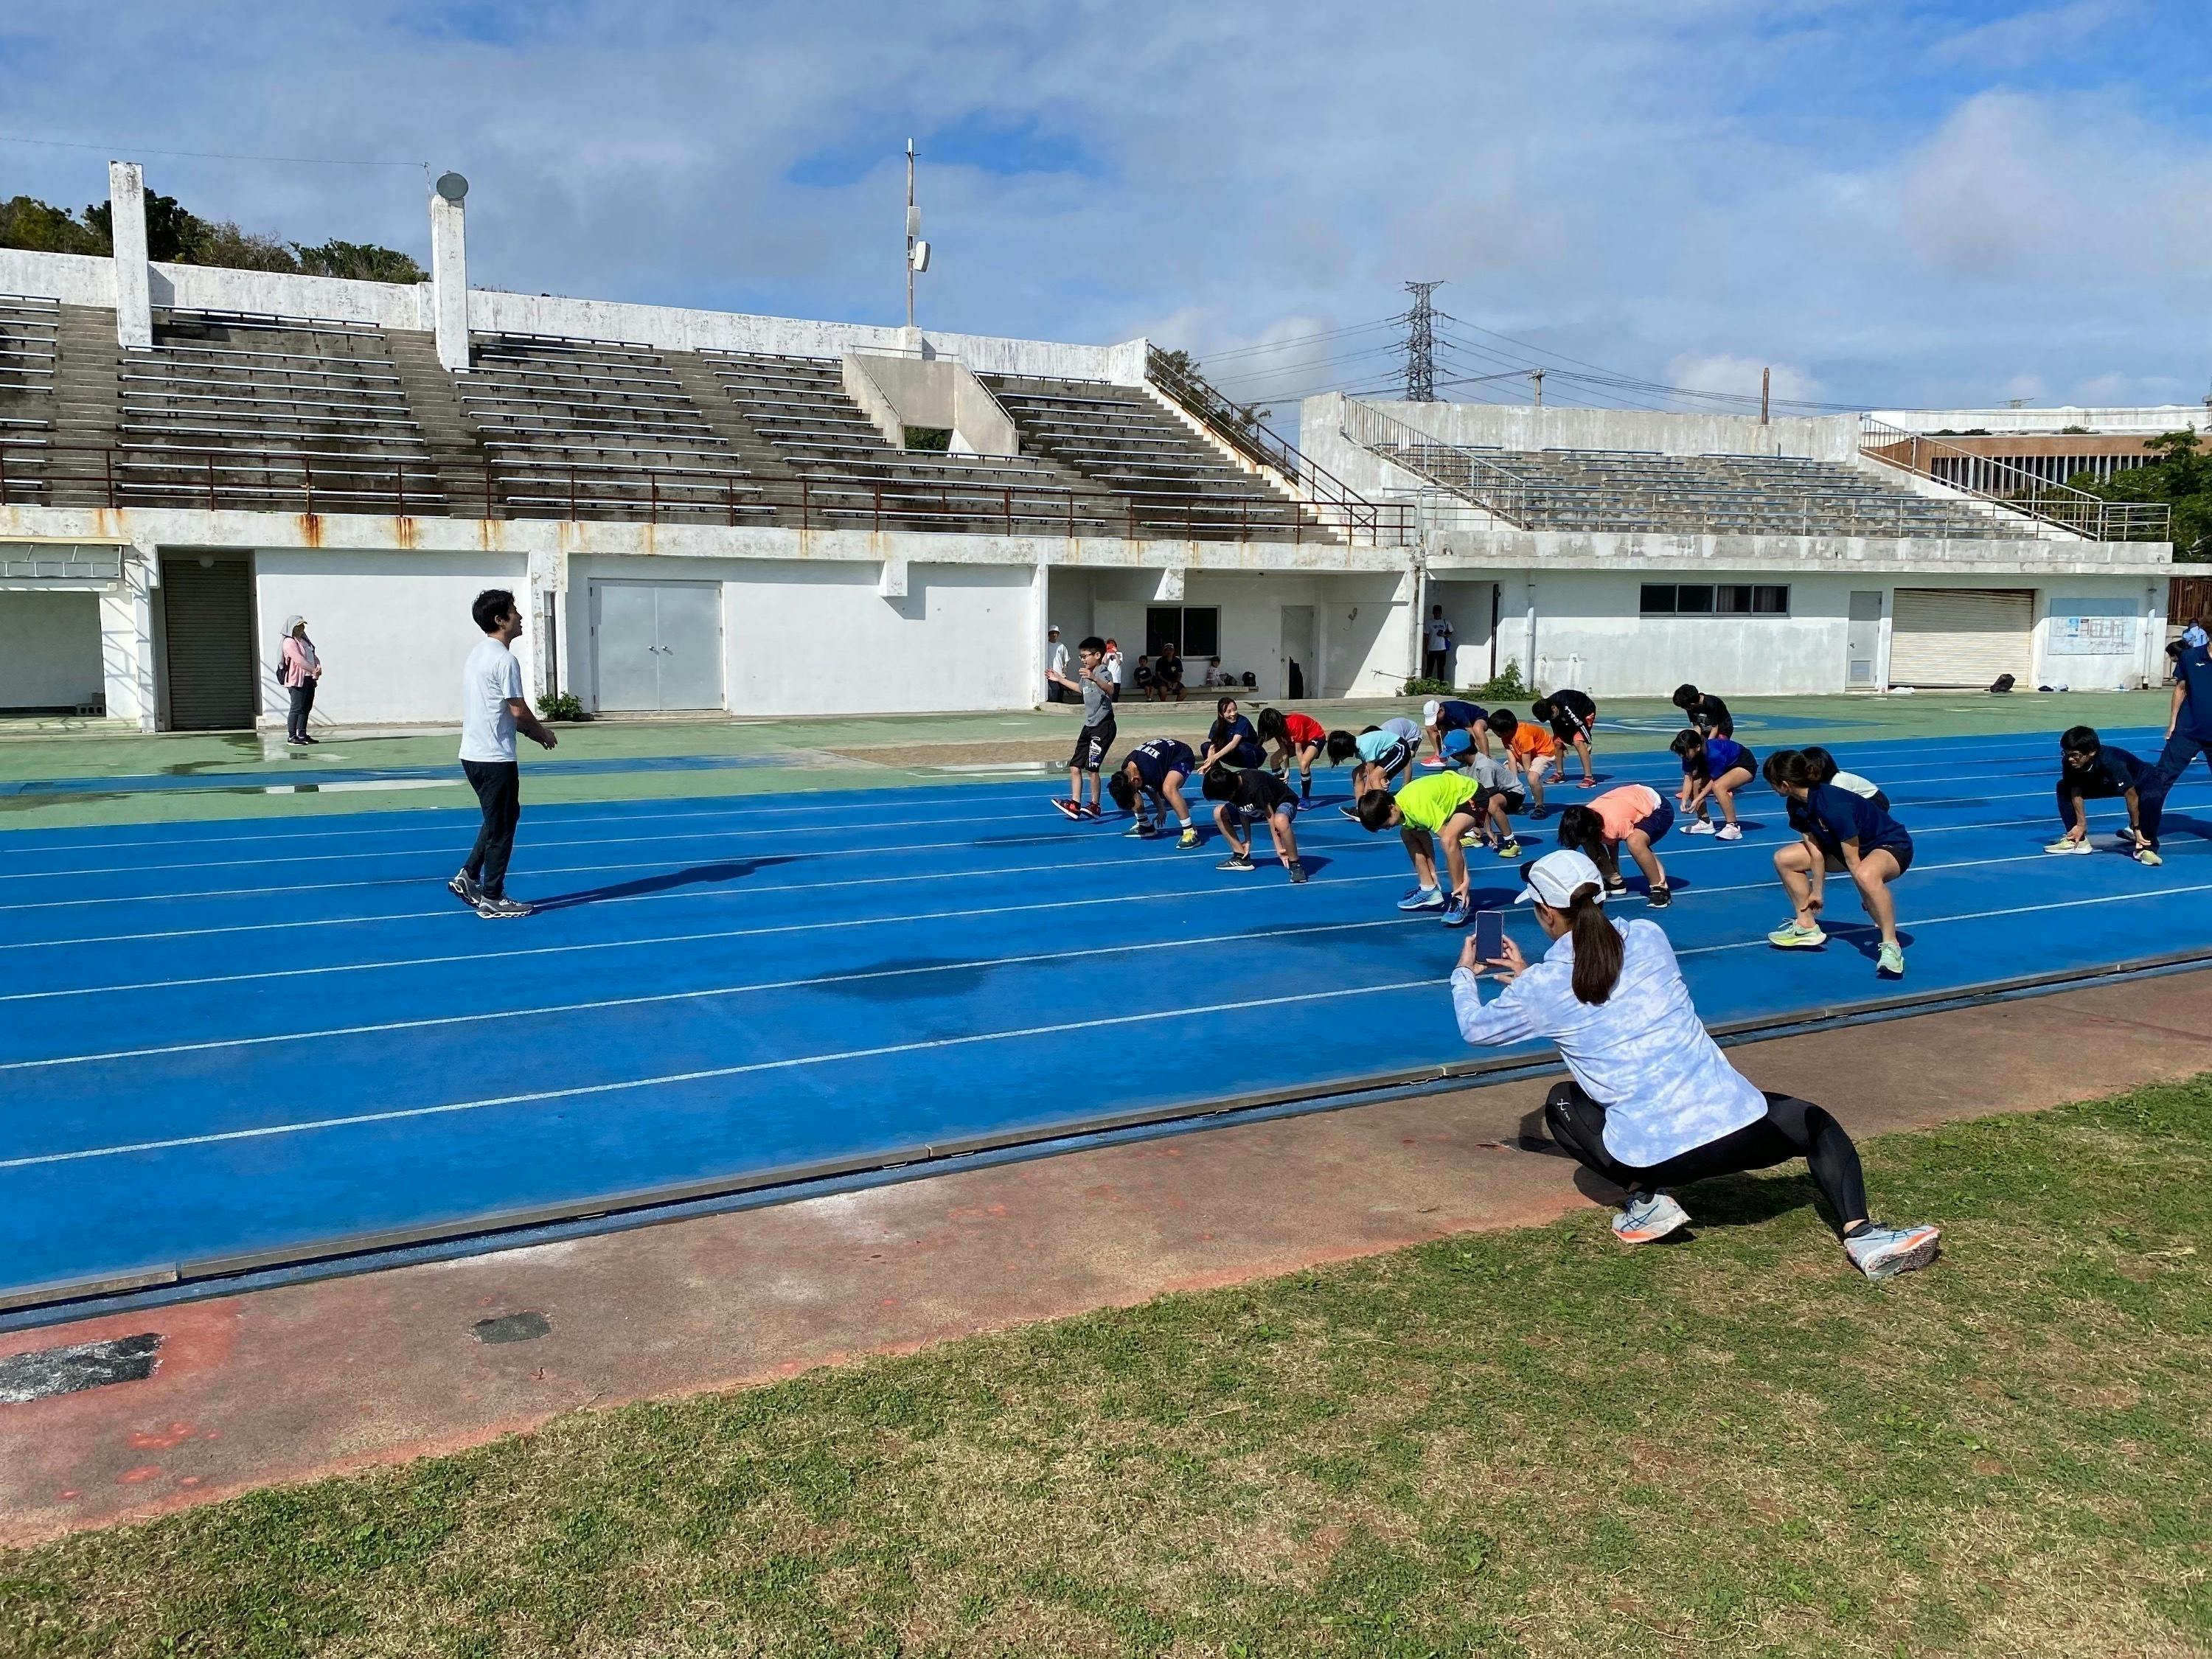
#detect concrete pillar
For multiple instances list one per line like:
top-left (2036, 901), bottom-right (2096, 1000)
top-left (102, 543), bottom-right (159, 730)
top-left (108, 161), bottom-right (152, 350)
top-left (430, 175), bottom-right (469, 373)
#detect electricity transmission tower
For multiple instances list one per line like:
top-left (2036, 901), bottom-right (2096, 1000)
top-left (1402, 281), bottom-right (1441, 402)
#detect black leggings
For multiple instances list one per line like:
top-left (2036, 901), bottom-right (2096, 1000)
top-left (1543, 1080), bottom-right (1868, 1234)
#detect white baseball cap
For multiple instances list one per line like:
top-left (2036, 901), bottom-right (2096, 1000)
top-left (1048, 624), bottom-right (1060, 634)
top-left (1515, 849), bottom-right (1607, 908)
top-left (1422, 698), bottom-right (1441, 725)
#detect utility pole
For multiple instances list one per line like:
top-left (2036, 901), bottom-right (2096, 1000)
top-left (1761, 366), bottom-right (1770, 425)
top-left (1529, 369), bottom-right (1544, 408)
top-left (1402, 280), bottom-right (1441, 402)
top-left (904, 139), bottom-right (922, 330)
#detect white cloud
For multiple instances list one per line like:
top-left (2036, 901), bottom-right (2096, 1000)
top-left (1928, 1), bottom-right (2125, 72)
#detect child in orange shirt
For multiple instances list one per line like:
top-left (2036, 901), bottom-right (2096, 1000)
top-left (1489, 710), bottom-right (1559, 817)
top-left (1556, 783), bottom-right (1675, 907)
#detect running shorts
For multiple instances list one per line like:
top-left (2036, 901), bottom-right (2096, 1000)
top-left (1070, 716), bottom-right (1117, 773)
top-left (1631, 797), bottom-right (1674, 844)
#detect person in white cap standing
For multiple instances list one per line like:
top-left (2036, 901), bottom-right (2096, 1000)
top-left (276, 615), bottom-right (323, 745)
top-left (1046, 627), bottom-right (1071, 704)
top-left (1450, 848), bottom-right (1941, 1279)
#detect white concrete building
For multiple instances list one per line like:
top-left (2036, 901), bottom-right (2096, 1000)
top-left (0, 164), bottom-right (2173, 729)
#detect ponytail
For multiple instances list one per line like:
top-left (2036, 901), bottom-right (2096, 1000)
top-left (1565, 883), bottom-right (1623, 1006)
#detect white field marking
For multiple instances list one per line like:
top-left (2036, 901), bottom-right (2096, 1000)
top-left (0, 976), bottom-right (1442, 1172)
top-left (4, 794), bottom-right (2199, 958)
top-left (0, 866), bottom-right (1411, 994)
top-left (2, 917), bottom-right (1426, 1071)
top-left (1671, 880), bottom-right (2212, 961)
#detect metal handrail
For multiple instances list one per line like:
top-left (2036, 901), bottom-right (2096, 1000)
top-left (1859, 419), bottom-right (2171, 543)
top-left (1143, 347), bottom-right (1397, 541)
top-left (1340, 400), bottom-right (1545, 526)
top-left (0, 440), bottom-right (1419, 546)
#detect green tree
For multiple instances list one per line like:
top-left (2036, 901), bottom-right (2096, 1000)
top-left (294, 239), bottom-right (425, 283)
top-left (6, 189), bottom-right (422, 283)
top-left (2071, 429), bottom-right (2212, 560)
top-left (0, 194), bottom-right (105, 254)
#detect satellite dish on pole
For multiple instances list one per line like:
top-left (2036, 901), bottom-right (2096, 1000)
top-left (435, 171), bottom-right (469, 203)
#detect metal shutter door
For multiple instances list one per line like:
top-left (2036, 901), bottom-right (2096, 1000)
top-left (1888, 588), bottom-right (2033, 688)
top-left (162, 559), bottom-right (257, 729)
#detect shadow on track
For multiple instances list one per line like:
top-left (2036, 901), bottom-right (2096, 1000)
top-left (529, 856), bottom-right (803, 911)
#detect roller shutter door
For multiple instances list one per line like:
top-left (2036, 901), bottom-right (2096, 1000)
top-left (162, 558), bottom-right (257, 729)
top-left (1888, 588), bottom-right (2033, 688)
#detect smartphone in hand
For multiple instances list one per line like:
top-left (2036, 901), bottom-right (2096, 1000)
top-left (1475, 908), bottom-right (1504, 964)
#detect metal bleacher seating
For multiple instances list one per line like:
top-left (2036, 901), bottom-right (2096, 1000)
top-left (703, 352), bottom-right (1119, 533)
top-left (462, 334), bottom-right (761, 521)
top-left (0, 295), bottom-right (61, 504)
top-left (1372, 439), bottom-right (2040, 540)
top-left (985, 375), bottom-right (1321, 540)
top-left (115, 309), bottom-right (443, 512)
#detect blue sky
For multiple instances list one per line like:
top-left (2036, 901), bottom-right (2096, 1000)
top-left (0, 0), bottom-right (2205, 414)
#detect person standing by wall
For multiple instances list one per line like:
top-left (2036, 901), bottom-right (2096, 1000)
top-left (450, 588), bottom-right (558, 920)
top-left (1045, 626), bottom-right (1071, 704)
top-left (1424, 605), bottom-right (1454, 684)
top-left (276, 615), bottom-right (323, 745)
top-left (1452, 849), bottom-right (1941, 1277)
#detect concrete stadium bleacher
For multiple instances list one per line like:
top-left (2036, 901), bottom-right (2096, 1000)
top-left (703, 352), bottom-right (1120, 533)
top-left (1374, 439), bottom-right (2041, 539)
top-left (114, 309), bottom-right (444, 512)
top-left (0, 295), bottom-right (60, 503)
top-left (460, 334), bottom-right (760, 522)
top-left (984, 375), bottom-right (1321, 539)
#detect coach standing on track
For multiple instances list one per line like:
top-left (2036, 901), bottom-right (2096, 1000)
top-left (450, 588), bottom-right (557, 919)
top-left (2137, 630), bottom-right (2212, 860)
top-left (1450, 849), bottom-right (1941, 1279)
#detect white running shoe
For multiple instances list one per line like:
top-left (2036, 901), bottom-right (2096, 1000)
top-left (2043, 837), bottom-right (2092, 855)
top-left (1685, 818), bottom-right (1717, 835)
top-left (1717, 823), bottom-right (1743, 841)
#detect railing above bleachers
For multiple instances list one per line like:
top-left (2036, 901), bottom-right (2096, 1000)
top-left (1859, 418), bottom-right (2170, 543)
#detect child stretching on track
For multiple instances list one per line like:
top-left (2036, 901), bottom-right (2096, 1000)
top-left (1047, 635), bottom-right (1116, 820)
top-left (1196, 695), bottom-right (1265, 776)
top-left (1795, 746), bottom-right (1888, 812)
top-left (1673, 728), bottom-right (1757, 841)
top-left (1257, 707), bottom-right (1329, 802)
top-left (1107, 737), bottom-right (1202, 846)
top-left (1488, 710), bottom-right (1560, 818)
top-left (1765, 751), bottom-right (1913, 978)
top-left (2046, 726), bottom-right (2159, 865)
top-left (1203, 765), bottom-right (1307, 882)
top-left (1555, 784), bottom-right (1674, 907)
top-left (1357, 771), bottom-right (1487, 924)
top-left (1329, 718), bottom-right (1423, 817)
top-left (1422, 698), bottom-right (1491, 765)
top-left (1672, 683), bottom-right (1733, 737)
top-left (1530, 689), bottom-right (1599, 787)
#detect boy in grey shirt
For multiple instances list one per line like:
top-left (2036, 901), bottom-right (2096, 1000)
top-left (1048, 635), bottom-right (1117, 820)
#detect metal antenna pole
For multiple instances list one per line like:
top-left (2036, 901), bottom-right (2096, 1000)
top-left (904, 139), bottom-right (917, 330)
top-left (1402, 280), bottom-right (1441, 402)
top-left (1529, 368), bottom-right (1544, 408)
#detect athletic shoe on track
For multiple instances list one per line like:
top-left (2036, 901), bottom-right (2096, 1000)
top-left (1497, 838), bottom-right (1523, 860)
top-left (1613, 1191), bottom-right (1689, 1245)
top-left (1877, 941), bottom-right (1905, 978)
top-left (1717, 823), bottom-right (1743, 841)
top-left (1578, 776), bottom-right (1599, 789)
top-left (1126, 819), bottom-right (1157, 838)
top-left (1178, 827), bottom-right (1200, 849)
top-left (1287, 860), bottom-right (1309, 884)
top-left (1398, 886), bottom-right (1444, 911)
top-left (2043, 837), bottom-right (2092, 855)
top-left (474, 895), bottom-right (532, 920)
top-left (1604, 872), bottom-right (1627, 893)
top-left (1525, 804), bottom-right (1549, 821)
top-left (1051, 797), bottom-right (1082, 820)
top-left (1646, 884), bottom-right (1672, 908)
top-left (447, 871), bottom-right (481, 905)
top-left (1340, 804), bottom-right (1364, 821)
top-left (1441, 894), bottom-right (1472, 927)
top-left (1767, 921), bottom-right (1826, 948)
top-left (2118, 826), bottom-right (2140, 847)
top-left (1684, 818), bottom-right (1717, 835)
top-left (1082, 803), bottom-right (1104, 819)
top-left (1845, 1222), bottom-right (1941, 1279)
top-left (1420, 755), bottom-right (1445, 768)
top-left (2135, 846), bottom-right (2164, 867)
top-left (1217, 852), bottom-right (1256, 871)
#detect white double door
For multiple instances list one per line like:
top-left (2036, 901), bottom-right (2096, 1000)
top-left (591, 580), bottom-right (726, 712)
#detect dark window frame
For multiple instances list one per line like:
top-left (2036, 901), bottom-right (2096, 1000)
top-left (1638, 582), bottom-right (1790, 618)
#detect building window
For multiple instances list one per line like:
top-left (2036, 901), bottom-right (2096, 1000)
top-left (1146, 605), bottom-right (1219, 658)
top-left (1640, 583), bottom-right (1789, 616)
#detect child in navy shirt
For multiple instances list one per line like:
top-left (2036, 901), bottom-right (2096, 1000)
top-left (1108, 737), bottom-right (1201, 847)
top-left (1673, 728), bottom-right (1758, 841)
top-left (2048, 726), bottom-right (2157, 864)
top-left (1203, 766), bottom-right (1307, 882)
top-left (1766, 751), bottom-right (1912, 978)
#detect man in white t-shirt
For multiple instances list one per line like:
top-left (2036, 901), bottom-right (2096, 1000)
top-left (1046, 626), bottom-right (1071, 703)
top-left (449, 588), bottom-right (557, 919)
top-left (1424, 605), bottom-right (1454, 683)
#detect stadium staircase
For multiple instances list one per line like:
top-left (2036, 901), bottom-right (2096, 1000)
top-left (0, 295), bottom-right (59, 505)
top-left (1341, 399), bottom-right (2051, 540)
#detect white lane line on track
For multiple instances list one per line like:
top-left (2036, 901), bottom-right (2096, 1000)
top-left (3, 799), bottom-right (2199, 956)
top-left (8, 845), bottom-right (2194, 1066)
top-left (13, 875), bottom-right (2211, 1173)
top-left (0, 976), bottom-right (1442, 1172)
top-left (0, 916), bottom-right (1426, 1071)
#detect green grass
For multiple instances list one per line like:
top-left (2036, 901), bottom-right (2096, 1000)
top-left (7, 1080), bottom-right (2212, 1657)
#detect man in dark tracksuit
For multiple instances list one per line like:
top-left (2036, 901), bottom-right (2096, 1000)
top-left (2137, 639), bottom-right (2212, 862)
top-left (2046, 726), bottom-right (2155, 864)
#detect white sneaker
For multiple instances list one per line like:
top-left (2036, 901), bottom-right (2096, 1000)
top-left (2042, 838), bottom-right (2092, 855)
top-left (1717, 823), bottom-right (1743, 841)
top-left (1685, 818), bottom-right (1717, 835)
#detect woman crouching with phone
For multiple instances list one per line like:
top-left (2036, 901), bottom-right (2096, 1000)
top-left (1450, 849), bottom-right (1940, 1278)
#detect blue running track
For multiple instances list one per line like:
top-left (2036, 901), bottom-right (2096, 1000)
top-left (3, 724), bottom-right (2208, 1319)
